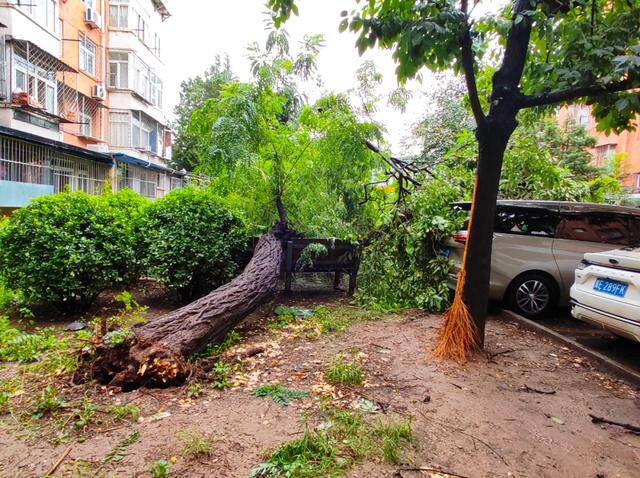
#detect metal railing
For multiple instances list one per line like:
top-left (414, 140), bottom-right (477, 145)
top-left (0, 157), bottom-right (107, 195)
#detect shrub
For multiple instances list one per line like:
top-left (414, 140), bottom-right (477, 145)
top-left (142, 187), bottom-right (248, 302)
top-left (355, 181), bottom-right (465, 312)
top-left (0, 191), bottom-right (143, 312)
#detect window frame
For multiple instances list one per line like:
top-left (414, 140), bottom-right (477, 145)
top-left (108, 50), bottom-right (129, 89)
top-left (79, 35), bottom-right (96, 77)
top-left (556, 211), bottom-right (634, 246)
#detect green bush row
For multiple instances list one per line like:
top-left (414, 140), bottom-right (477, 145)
top-left (0, 187), bottom-right (248, 312)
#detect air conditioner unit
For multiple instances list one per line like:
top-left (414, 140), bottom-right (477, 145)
top-left (91, 85), bottom-right (106, 101)
top-left (84, 8), bottom-right (102, 29)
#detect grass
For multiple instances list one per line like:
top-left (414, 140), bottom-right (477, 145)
top-left (212, 362), bottom-right (233, 389)
top-left (251, 384), bottom-right (310, 406)
top-left (267, 305), bottom-right (381, 340)
top-left (191, 331), bottom-right (242, 361)
top-left (148, 458), bottom-right (171, 478)
top-left (324, 353), bottom-right (364, 386)
top-left (0, 316), bottom-right (68, 363)
top-left (179, 430), bottom-right (217, 458)
top-left (32, 385), bottom-right (67, 418)
top-left (186, 382), bottom-right (203, 399)
top-left (101, 431), bottom-right (140, 464)
top-left (250, 409), bottom-right (413, 477)
top-left (108, 404), bottom-right (140, 422)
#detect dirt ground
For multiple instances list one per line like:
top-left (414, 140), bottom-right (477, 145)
top-left (1, 290), bottom-right (639, 478)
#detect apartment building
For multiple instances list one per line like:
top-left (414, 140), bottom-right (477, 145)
top-left (559, 104), bottom-right (640, 199)
top-left (0, 0), bottom-right (183, 214)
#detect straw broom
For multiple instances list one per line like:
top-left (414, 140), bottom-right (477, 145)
top-left (433, 180), bottom-right (481, 362)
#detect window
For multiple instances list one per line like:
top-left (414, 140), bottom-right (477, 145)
top-left (556, 213), bottom-right (631, 245)
top-left (494, 206), bottom-right (559, 237)
top-left (18, 0), bottom-right (57, 33)
top-left (137, 13), bottom-right (147, 43)
top-left (575, 106), bottom-right (590, 128)
top-left (79, 35), bottom-right (96, 76)
top-left (45, 0), bottom-right (56, 30)
top-left (83, 0), bottom-right (96, 10)
top-left (17, 0), bottom-right (34, 15)
top-left (109, 1), bottom-right (129, 28)
top-left (108, 51), bottom-right (129, 88)
top-left (153, 33), bottom-right (161, 56)
top-left (13, 54), bottom-right (57, 115)
top-left (79, 102), bottom-right (92, 137)
top-left (594, 144), bottom-right (616, 168)
top-left (108, 111), bottom-right (130, 146)
top-left (132, 56), bottom-right (162, 107)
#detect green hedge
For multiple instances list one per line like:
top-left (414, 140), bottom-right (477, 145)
top-left (0, 190), bottom-right (147, 312)
top-left (142, 187), bottom-right (248, 302)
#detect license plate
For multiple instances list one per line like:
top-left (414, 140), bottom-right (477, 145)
top-left (593, 278), bottom-right (628, 297)
top-left (442, 247), bottom-right (451, 258)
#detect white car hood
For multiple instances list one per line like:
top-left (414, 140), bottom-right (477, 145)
top-left (584, 247), bottom-right (640, 270)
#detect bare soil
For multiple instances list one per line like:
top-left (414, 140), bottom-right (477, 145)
top-left (1, 291), bottom-right (639, 478)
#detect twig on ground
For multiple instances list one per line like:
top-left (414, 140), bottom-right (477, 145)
top-left (45, 446), bottom-right (72, 476)
top-left (610, 435), bottom-right (640, 449)
top-left (590, 414), bottom-right (640, 435)
top-left (395, 466), bottom-right (471, 478)
top-left (520, 385), bottom-right (556, 395)
top-left (487, 349), bottom-right (516, 360)
top-left (138, 388), bottom-right (162, 410)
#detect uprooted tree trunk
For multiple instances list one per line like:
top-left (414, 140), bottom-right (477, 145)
top-left (76, 228), bottom-right (285, 390)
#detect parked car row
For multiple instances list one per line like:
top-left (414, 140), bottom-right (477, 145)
top-left (444, 200), bottom-right (640, 343)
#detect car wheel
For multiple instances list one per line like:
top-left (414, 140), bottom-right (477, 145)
top-left (507, 273), bottom-right (557, 318)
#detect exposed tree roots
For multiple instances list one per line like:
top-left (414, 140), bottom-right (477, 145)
top-left (74, 229), bottom-right (285, 391)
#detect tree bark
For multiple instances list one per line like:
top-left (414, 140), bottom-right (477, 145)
top-left (76, 230), bottom-right (284, 390)
top-left (459, 119), bottom-right (513, 347)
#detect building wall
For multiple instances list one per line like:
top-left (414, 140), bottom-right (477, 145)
top-left (106, 0), bottom-right (171, 164)
top-left (58, 0), bottom-right (108, 149)
top-left (558, 105), bottom-right (640, 192)
top-left (0, 1), bottom-right (63, 140)
top-left (0, 0), bottom-right (180, 210)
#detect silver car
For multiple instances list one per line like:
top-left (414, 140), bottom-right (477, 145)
top-left (445, 200), bottom-right (640, 318)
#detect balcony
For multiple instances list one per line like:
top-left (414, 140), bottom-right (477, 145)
top-left (0, 133), bottom-right (111, 207)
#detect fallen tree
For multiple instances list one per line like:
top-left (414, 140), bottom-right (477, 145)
top-left (75, 228), bottom-right (285, 390)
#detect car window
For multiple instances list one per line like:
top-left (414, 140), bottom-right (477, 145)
top-left (494, 207), bottom-right (558, 237)
top-left (628, 216), bottom-right (640, 245)
top-left (556, 213), bottom-right (631, 245)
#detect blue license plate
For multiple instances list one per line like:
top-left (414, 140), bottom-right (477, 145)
top-left (593, 278), bottom-right (628, 297)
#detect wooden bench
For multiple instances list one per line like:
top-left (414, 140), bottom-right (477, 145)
top-left (281, 238), bottom-right (360, 295)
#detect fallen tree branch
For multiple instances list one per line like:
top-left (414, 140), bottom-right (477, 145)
top-left (520, 384), bottom-right (556, 395)
top-left (590, 414), bottom-right (640, 435)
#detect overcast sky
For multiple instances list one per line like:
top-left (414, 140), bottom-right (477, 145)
top-left (159, 1), bottom-right (501, 155)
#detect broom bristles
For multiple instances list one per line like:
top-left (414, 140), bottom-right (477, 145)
top-left (434, 170), bottom-right (481, 362)
top-left (433, 268), bottom-right (479, 362)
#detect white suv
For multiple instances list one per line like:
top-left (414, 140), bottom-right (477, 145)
top-left (570, 248), bottom-right (640, 343)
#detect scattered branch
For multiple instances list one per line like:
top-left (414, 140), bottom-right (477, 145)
top-left (590, 414), bottom-right (640, 435)
top-left (396, 465), bottom-right (471, 478)
top-left (519, 384), bottom-right (556, 395)
top-left (45, 446), bottom-right (72, 476)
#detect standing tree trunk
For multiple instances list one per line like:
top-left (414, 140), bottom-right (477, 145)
top-left (435, 0), bottom-right (532, 360)
top-left (459, 118), bottom-right (514, 346)
top-left (76, 229), bottom-right (284, 390)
